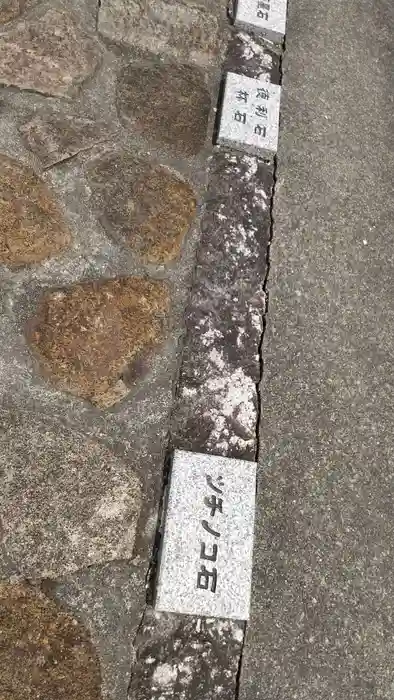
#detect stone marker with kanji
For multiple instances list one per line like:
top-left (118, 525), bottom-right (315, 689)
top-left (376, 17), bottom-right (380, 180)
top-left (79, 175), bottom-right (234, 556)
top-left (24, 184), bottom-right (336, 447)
top-left (217, 72), bottom-right (281, 158)
top-left (155, 450), bottom-right (256, 620)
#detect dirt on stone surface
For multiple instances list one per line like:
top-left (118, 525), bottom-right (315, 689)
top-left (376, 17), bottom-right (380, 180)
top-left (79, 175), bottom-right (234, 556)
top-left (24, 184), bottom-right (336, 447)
top-left (116, 62), bottom-right (211, 156)
top-left (26, 276), bottom-right (170, 407)
top-left (87, 154), bottom-right (197, 263)
top-left (0, 582), bottom-right (102, 700)
top-left (0, 154), bottom-right (71, 267)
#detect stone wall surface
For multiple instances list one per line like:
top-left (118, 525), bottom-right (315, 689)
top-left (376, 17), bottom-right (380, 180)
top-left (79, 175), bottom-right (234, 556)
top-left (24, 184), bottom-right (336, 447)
top-left (0, 0), bottom-right (276, 698)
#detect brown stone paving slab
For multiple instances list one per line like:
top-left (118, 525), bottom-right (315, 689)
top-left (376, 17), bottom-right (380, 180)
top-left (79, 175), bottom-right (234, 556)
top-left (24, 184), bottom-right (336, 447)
top-left (0, 154), bottom-right (71, 267)
top-left (86, 154), bottom-right (197, 264)
top-left (26, 277), bottom-right (170, 408)
top-left (116, 62), bottom-right (211, 157)
top-left (44, 561), bottom-right (147, 700)
top-left (0, 409), bottom-right (142, 579)
top-left (0, 4), bottom-right (101, 97)
top-left (172, 150), bottom-right (273, 460)
top-left (19, 109), bottom-right (112, 169)
top-left (128, 609), bottom-right (244, 700)
top-left (0, 581), bottom-right (102, 700)
top-left (98, 0), bottom-right (224, 68)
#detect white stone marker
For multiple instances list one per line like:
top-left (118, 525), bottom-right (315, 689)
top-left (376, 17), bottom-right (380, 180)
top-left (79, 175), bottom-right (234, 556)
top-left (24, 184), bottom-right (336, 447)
top-left (234, 0), bottom-right (287, 42)
top-left (217, 72), bottom-right (281, 157)
top-left (155, 450), bottom-right (256, 621)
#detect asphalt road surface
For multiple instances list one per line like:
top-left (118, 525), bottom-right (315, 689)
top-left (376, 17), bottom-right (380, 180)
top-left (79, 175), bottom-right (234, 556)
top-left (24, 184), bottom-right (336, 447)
top-left (240, 0), bottom-right (394, 697)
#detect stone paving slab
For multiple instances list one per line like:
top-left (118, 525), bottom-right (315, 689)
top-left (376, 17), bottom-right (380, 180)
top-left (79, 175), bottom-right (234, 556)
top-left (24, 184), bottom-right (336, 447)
top-left (0, 2), bottom-right (102, 97)
top-left (0, 581), bottom-right (102, 700)
top-left (98, 0), bottom-right (227, 68)
top-left (172, 149), bottom-right (273, 460)
top-left (0, 153), bottom-right (72, 266)
top-left (0, 407), bottom-right (143, 579)
top-left (19, 108), bottom-right (112, 169)
top-left (217, 73), bottom-right (281, 157)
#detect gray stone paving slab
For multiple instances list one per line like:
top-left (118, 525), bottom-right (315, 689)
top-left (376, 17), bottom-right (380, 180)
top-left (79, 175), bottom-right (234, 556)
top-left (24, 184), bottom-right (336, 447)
top-left (0, 1), bottom-right (102, 97)
top-left (234, 0), bottom-right (287, 42)
top-left (0, 408), bottom-right (142, 579)
top-left (19, 108), bottom-right (112, 169)
top-left (155, 450), bottom-right (256, 620)
top-left (217, 73), bottom-right (280, 157)
top-left (240, 0), bottom-right (394, 698)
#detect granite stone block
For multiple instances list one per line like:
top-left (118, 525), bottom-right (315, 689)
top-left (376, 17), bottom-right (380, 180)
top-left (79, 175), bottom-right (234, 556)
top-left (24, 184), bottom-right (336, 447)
top-left (19, 109), bottom-right (111, 168)
top-left (217, 72), bottom-right (281, 157)
top-left (155, 450), bottom-right (256, 621)
top-left (234, 0), bottom-right (287, 42)
top-left (116, 62), bottom-right (211, 157)
top-left (0, 582), bottom-right (102, 700)
top-left (0, 5), bottom-right (101, 97)
top-left (26, 277), bottom-right (170, 408)
top-left (0, 154), bottom-right (71, 267)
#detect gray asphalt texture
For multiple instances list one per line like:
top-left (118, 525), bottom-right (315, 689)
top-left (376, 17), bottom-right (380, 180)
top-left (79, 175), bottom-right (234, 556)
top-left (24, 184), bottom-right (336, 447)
top-left (240, 0), bottom-right (394, 698)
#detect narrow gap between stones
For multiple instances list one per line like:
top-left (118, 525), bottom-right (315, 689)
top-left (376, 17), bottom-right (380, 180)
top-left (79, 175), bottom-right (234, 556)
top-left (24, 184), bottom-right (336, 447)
top-left (254, 150), bottom-right (278, 463)
top-left (127, 436), bottom-right (173, 695)
top-left (128, 603), bottom-right (147, 698)
top-left (144, 440), bottom-right (173, 606)
top-left (43, 138), bottom-right (116, 171)
top-left (254, 37), bottom-right (286, 461)
top-left (236, 38), bottom-right (286, 700)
